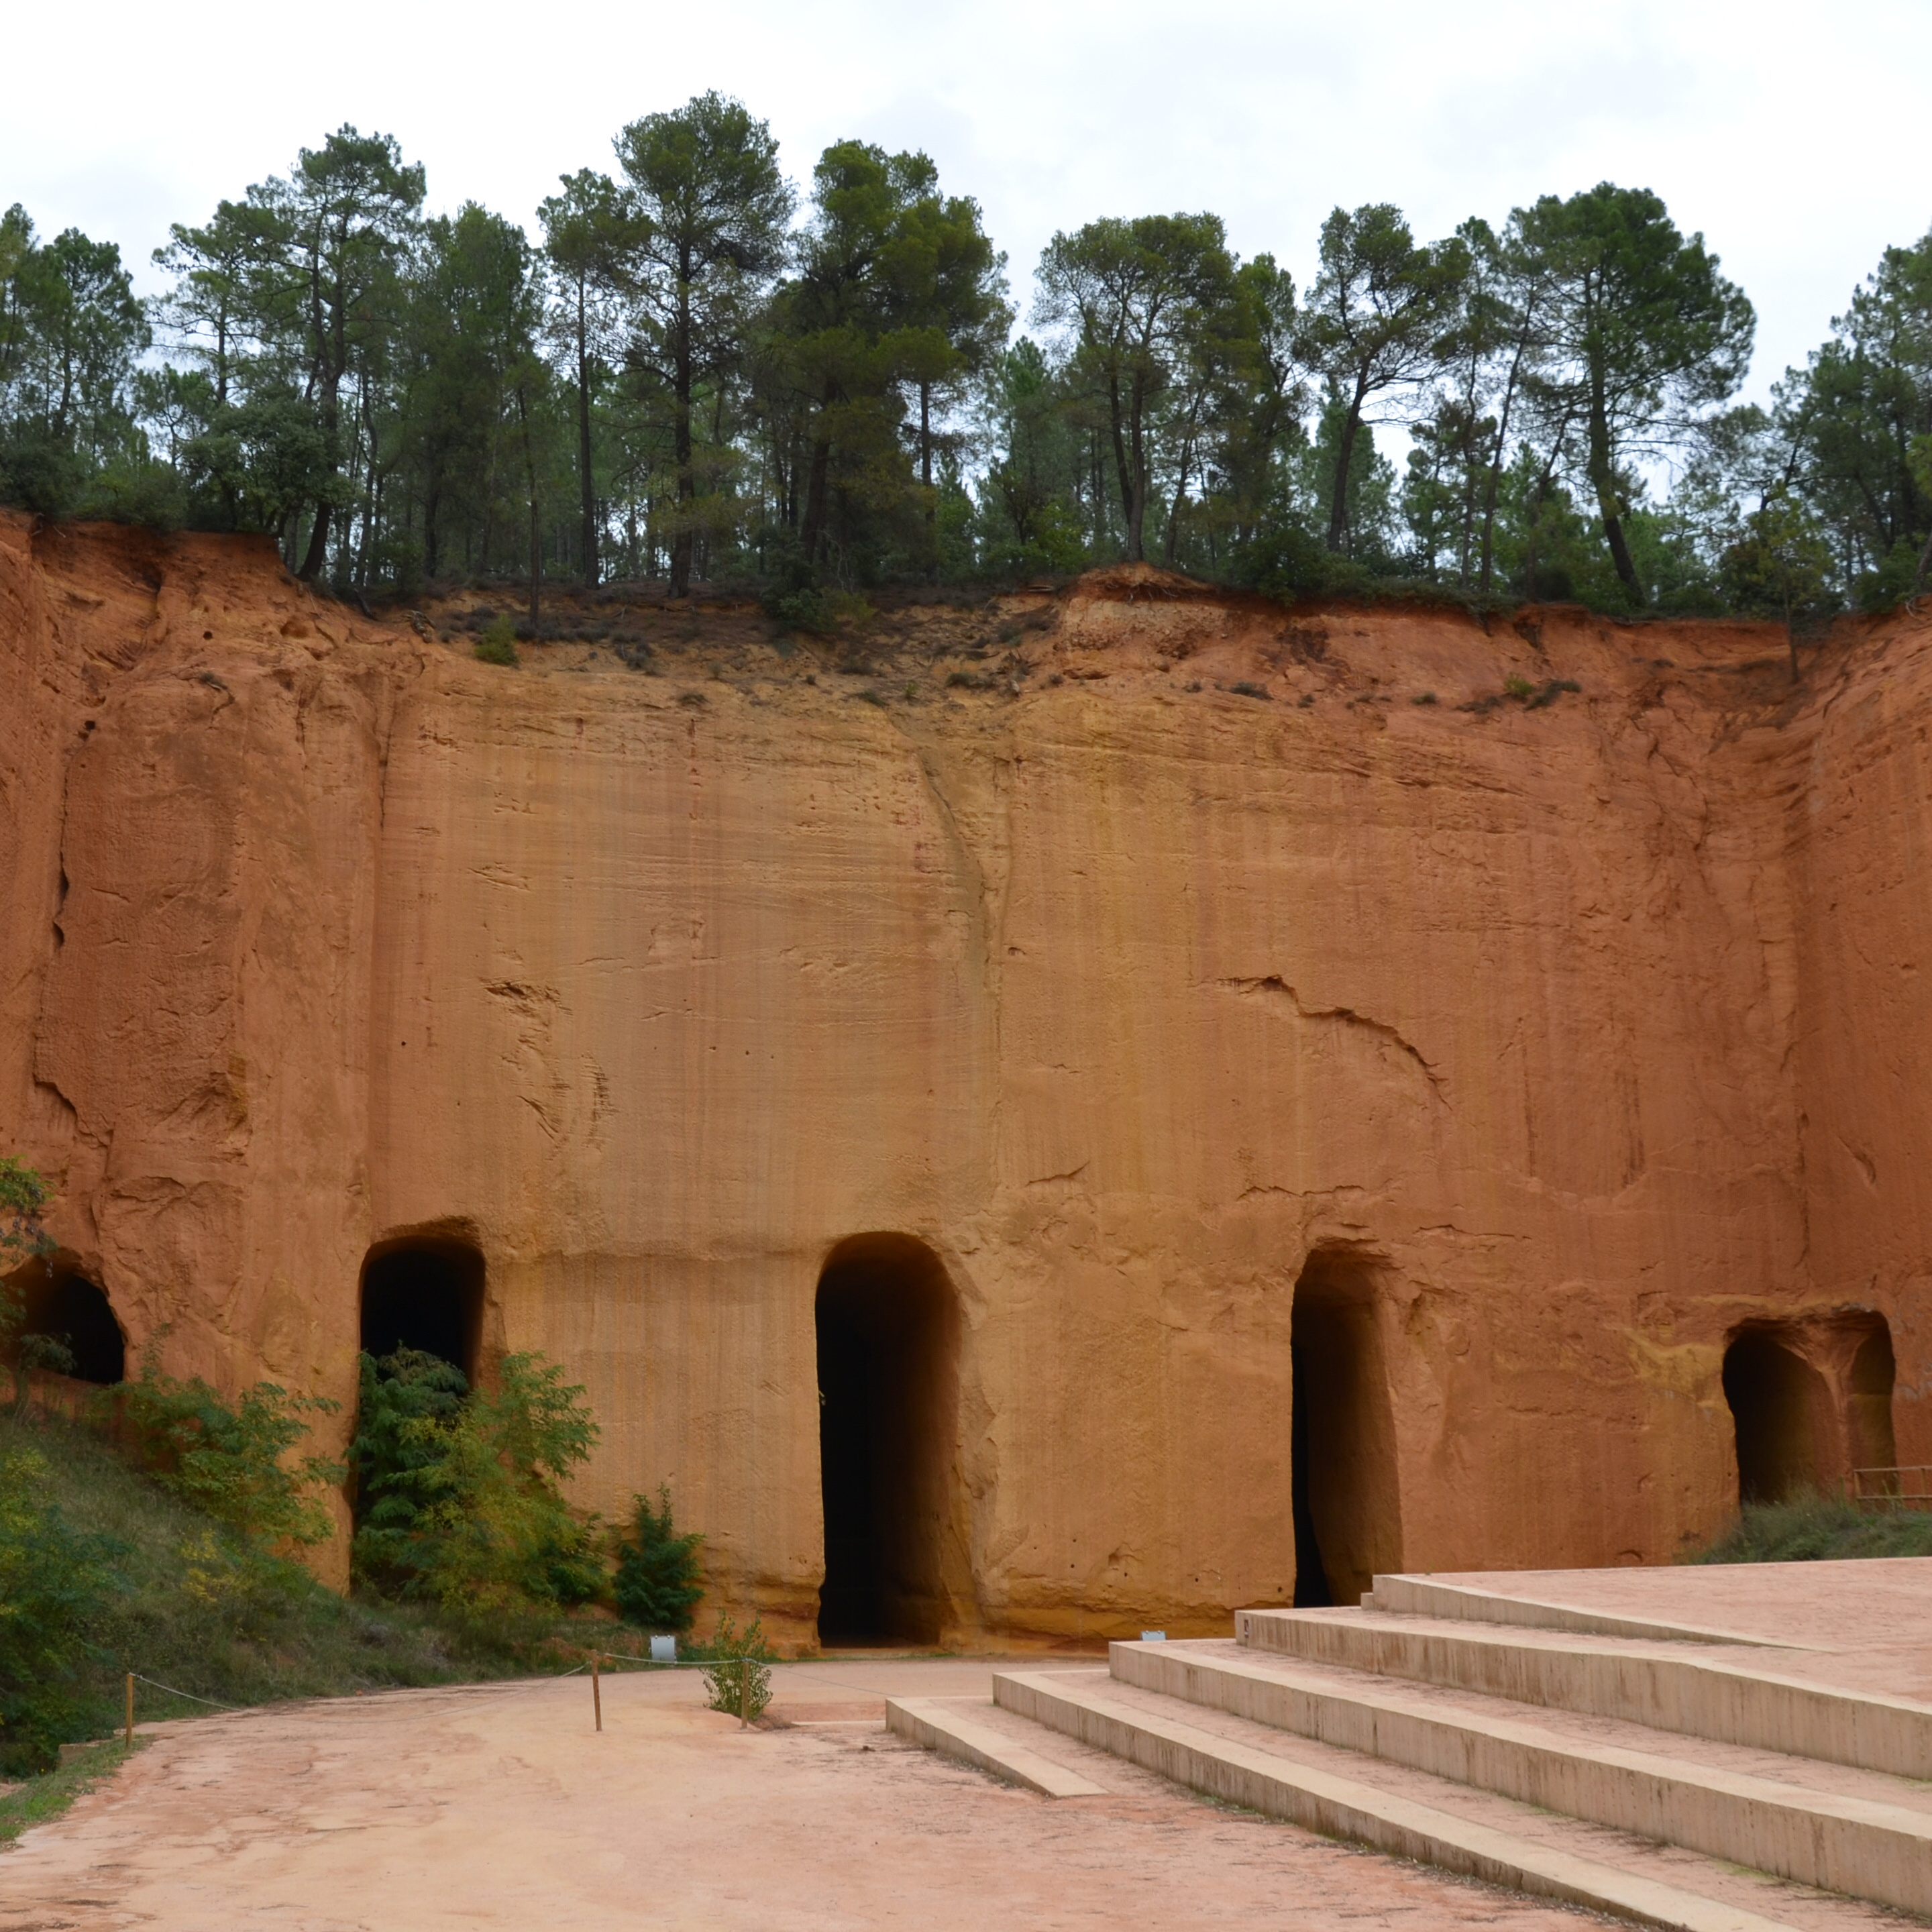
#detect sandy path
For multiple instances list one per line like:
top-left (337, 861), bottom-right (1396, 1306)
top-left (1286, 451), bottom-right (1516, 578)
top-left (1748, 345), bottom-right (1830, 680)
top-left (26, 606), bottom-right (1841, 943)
top-left (0, 1658), bottom-right (1607, 1929)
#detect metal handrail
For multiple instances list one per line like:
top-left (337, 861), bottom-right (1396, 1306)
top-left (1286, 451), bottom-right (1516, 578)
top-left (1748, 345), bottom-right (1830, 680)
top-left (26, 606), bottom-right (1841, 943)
top-left (1846, 1465), bottom-right (1932, 1511)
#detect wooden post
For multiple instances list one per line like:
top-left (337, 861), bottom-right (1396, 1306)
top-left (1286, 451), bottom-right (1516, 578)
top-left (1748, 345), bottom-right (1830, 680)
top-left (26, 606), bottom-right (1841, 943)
top-left (592, 1656), bottom-right (602, 1733)
top-left (124, 1673), bottom-right (134, 1747)
top-left (739, 1656), bottom-right (749, 1729)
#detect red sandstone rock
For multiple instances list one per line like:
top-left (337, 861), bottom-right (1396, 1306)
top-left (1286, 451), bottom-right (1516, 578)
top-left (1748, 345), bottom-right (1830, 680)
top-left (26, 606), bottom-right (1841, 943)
top-left (3, 513), bottom-right (1926, 1642)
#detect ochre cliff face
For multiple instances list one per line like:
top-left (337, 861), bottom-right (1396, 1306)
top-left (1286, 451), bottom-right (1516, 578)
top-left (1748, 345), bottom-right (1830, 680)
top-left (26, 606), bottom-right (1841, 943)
top-left (4, 511), bottom-right (1927, 1645)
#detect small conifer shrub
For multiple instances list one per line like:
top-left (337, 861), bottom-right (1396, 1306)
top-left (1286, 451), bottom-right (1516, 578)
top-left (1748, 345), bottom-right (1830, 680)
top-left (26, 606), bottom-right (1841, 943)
top-left (474, 615), bottom-right (519, 666)
top-left (613, 1487), bottom-right (703, 1633)
top-left (347, 1349), bottom-right (602, 1611)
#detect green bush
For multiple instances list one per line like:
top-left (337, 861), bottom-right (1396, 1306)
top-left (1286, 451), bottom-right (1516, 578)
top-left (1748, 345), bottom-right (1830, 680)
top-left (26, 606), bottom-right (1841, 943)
top-left (0, 1448), bottom-right (116, 1772)
top-left (1234, 519), bottom-right (1377, 604)
top-left (692, 1611), bottom-right (775, 1721)
top-left (349, 1349), bottom-right (602, 1613)
top-left (474, 614), bottom-right (519, 665)
top-left (1686, 1490), bottom-right (1932, 1564)
top-left (0, 427), bottom-right (86, 520)
top-left (112, 1357), bottom-right (341, 1548)
top-left (0, 1155), bottom-right (70, 1414)
top-left (0, 1409), bottom-right (599, 1773)
top-left (768, 586), bottom-right (873, 637)
top-left (613, 1487), bottom-right (703, 1633)
top-left (348, 1348), bottom-right (469, 1597)
top-left (0, 1156), bottom-right (52, 1265)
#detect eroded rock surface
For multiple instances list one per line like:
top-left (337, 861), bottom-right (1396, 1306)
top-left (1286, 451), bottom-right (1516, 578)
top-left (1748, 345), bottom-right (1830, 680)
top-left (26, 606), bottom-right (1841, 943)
top-left (4, 513), bottom-right (1927, 1642)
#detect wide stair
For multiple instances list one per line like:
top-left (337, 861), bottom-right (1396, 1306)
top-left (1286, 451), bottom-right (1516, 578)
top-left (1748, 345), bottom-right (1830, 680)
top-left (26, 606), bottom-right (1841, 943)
top-left (889, 1576), bottom-right (1932, 1930)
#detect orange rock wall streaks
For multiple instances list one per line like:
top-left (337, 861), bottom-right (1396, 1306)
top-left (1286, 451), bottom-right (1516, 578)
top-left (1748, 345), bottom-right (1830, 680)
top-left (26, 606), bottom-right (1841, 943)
top-left (4, 511), bottom-right (1926, 1638)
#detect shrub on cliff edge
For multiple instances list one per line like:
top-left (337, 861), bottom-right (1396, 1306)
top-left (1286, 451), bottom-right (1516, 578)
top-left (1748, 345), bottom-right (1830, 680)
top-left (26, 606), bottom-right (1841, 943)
top-left (474, 614), bottom-right (519, 665)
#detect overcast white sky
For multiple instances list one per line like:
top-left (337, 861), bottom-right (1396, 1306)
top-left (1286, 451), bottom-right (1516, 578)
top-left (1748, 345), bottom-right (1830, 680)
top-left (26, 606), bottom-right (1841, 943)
top-left (7, 0), bottom-right (1927, 407)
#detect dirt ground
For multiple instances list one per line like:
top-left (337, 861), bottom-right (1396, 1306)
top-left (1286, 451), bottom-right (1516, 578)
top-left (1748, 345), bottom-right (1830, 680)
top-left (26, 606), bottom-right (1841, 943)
top-left (0, 1658), bottom-right (1616, 1931)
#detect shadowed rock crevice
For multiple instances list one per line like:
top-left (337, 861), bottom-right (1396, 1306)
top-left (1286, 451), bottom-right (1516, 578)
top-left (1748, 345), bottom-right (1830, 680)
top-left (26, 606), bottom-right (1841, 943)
top-left (1220, 977), bottom-right (1444, 1097)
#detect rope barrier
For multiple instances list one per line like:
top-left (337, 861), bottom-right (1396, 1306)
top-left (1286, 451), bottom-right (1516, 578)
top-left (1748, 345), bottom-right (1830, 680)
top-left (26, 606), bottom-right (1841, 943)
top-left (129, 1673), bottom-right (244, 1712)
top-left (119, 1647), bottom-right (922, 1743)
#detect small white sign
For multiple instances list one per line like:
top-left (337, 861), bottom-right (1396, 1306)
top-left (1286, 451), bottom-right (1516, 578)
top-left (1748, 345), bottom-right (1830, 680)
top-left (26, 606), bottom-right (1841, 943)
top-left (649, 1635), bottom-right (677, 1663)
top-left (1140, 1630), bottom-right (1167, 1642)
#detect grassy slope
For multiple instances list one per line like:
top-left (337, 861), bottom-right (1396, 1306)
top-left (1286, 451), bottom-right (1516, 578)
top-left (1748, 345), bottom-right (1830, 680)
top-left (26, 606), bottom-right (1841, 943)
top-left (0, 1740), bottom-right (136, 1848)
top-left (1686, 1492), bottom-right (1932, 1564)
top-left (3, 1413), bottom-right (598, 1750)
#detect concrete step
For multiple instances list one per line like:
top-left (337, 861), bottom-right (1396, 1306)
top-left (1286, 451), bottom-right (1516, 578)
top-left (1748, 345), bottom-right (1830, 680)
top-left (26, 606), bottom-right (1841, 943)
top-left (1104, 1640), bottom-right (1932, 1919)
top-left (995, 1666), bottom-right (1900, 1932)
top-left (1239, 1606), bottom-right (1932, 1779)
top-left (883, 1694), bottom-right (1106, 1796)
top-left (1365, 1573), bottom-right (1811, 1648)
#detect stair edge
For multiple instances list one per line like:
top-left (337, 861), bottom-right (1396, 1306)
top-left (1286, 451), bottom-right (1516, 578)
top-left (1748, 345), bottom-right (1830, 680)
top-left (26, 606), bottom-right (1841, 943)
top-left (994, 1668), bottom-right (1803, 1932)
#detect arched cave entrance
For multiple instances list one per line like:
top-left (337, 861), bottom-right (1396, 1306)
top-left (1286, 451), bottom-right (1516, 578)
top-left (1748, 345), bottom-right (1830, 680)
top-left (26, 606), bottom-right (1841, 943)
top-left (359, 1239), bottom-right (484, 1381)
top-left (1291, 1252), bottom-right (1403, 1608)
top-left (8, 1261), bottom-right (124, 1385)
top-left (1722, 1326), bottom-right (1830, 1504)
top-left (815, 1234), bottom-right (961, 1648)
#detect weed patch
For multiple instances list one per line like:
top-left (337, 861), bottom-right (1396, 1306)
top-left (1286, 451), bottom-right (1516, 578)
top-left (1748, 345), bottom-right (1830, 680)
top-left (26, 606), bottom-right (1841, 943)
top-left (0, 1737), bottom-right (137, 1849)
top-left (1462, 677), bottom-right (1582, 715)
top-left (692, 1611), bottom-right (775, 1721)
top-left (1684, 1491), bottom-right (1932, 1564)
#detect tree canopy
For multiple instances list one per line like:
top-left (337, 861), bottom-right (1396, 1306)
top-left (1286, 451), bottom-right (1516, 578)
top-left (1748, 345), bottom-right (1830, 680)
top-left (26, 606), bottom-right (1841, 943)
top-left (0, 101), bottom-right (1921, 625)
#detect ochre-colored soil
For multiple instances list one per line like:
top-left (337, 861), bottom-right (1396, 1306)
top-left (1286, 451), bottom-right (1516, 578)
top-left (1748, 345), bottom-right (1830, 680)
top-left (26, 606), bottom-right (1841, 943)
top-left (0, 1660), bottom-right (1613, 1930)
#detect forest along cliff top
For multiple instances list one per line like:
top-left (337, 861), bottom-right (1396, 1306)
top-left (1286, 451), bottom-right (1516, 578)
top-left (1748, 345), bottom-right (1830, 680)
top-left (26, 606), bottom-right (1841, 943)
top-left (1, 513), bottom-right (1837, 747)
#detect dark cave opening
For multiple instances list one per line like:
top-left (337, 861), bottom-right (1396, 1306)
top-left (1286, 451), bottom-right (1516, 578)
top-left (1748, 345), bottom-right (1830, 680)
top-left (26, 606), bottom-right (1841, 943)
top-left (1723, 1327), bottom-right (1829, 1504)
top-left (17, 1266), bottom-right (124, 1385)
top-left (1291, 1253), bottom-right (1403, 1608)
top-left (359, 1241), bottom-right (484, 1379)
top-left (816, 1234), bottom-right (960, 1648)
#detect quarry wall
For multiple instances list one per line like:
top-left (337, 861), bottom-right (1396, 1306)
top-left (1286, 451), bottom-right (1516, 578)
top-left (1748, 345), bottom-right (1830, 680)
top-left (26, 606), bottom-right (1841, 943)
top-left (4, 509), bottom-right (1927, 1645)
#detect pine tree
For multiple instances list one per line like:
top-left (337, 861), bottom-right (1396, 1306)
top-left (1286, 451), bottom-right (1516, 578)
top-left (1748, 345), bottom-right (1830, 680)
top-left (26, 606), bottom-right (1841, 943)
top-left (613, 1486), bottom-right (704, 1633)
